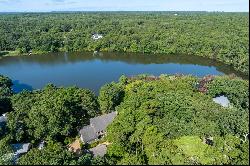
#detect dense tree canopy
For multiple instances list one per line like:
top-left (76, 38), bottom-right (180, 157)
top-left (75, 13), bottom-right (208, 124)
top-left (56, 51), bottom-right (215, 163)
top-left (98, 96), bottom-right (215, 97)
top-left (0, 75), bottom-right (13, 116)
top-left (0, 74), bottom-right (248, 165)
top-left (0, 136), bottom-right (14, 165)
top-left (18, 141), bottom-right (78, 165)
top-left (18, 140), bottom-right (107, 165)
top-left (0, 12), bottom-right (248, 74)
top-left (7, 84), bottom-right (99, 142)
top-left (207, 76), bottom-right (249, 110)
top-left (106, 75), bottom-right (249, 165)
top-left (98, 82), bottom-right (124, 113)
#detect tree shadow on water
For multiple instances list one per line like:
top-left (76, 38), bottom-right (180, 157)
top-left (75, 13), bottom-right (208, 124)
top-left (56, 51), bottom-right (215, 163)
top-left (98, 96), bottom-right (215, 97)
top-left (12, 80), bottom-right (33, 93)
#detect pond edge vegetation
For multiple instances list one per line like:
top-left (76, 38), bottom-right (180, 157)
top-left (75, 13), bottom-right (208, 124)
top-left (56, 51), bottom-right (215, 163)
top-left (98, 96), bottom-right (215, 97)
top-left (0, 73), bottom-right (249, 165)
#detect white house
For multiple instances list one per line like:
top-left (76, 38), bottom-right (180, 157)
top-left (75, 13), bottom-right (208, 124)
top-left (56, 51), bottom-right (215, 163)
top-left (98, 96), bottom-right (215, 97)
top-left (213, 95), bottom-right (230, 107)
top-left (92, 34), bottom-right (103, 40)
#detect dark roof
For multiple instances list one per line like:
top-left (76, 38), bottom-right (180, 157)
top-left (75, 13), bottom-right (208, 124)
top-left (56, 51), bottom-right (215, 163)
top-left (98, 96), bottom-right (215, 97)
top-left (89, 144), bottom-right (107, 158)
top-left (90, 111), bottom-right (117, 133)
top-left (80, 125), bottom-right (97, 143)
top-left (80, 112), bottom-right (117, 143)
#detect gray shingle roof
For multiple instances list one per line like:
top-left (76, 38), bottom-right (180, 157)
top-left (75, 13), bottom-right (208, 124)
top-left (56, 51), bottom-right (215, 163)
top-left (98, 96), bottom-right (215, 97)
top-left (90, 111), bottom-right (117, 133)
top-left (80, 125), bottom-right (97, 143)
top-left (89, 144), bottom-right (107, 158)
top-left (80, 112), bottom-right (117, 143)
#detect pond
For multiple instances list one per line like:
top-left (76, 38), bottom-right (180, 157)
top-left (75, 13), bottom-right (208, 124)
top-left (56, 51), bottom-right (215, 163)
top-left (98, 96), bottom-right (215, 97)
top-left (0, 52), bottom-right (247, 94)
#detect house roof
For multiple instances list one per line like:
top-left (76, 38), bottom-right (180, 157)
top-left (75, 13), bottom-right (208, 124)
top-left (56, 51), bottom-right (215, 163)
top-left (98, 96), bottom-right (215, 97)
top-left (90, 111), bottom-right (117, 133)
top-left (213, 95), bottom-right (230, 107)
top-left (80, 125), bottom-right (97, 143)
top-left (89, 144), bottom-right (107, 158)
top-left (92, 34), bottom-right (103, 39)
top-left (0, 115), bottom-right (7, 127)
top-left (0, 116), bottom-right (7, 123)
top-left (11, 143), bottom-right (31, 155)
top-left (80, 111), bottom-right (117, 143)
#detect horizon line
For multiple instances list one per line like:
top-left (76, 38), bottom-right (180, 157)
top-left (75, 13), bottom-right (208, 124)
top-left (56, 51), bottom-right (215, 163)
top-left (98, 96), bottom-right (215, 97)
top-left (0, 10), bottom-right (249, 13)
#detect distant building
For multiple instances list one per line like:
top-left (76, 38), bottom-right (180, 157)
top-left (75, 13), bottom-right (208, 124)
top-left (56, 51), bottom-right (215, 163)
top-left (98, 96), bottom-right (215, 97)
top-left (80, 111), bottom-right (117, 143)
top-left (174, 13), bottom-right (178, 16)
top-left (92, 34), bottom-right (103, 40)
top-left (213, 95), bottom-right (230, 107)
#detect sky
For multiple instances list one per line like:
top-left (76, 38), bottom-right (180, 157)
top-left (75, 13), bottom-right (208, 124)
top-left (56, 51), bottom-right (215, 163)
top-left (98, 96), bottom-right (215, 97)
top-left (0, 0), bottom-right (248, 12)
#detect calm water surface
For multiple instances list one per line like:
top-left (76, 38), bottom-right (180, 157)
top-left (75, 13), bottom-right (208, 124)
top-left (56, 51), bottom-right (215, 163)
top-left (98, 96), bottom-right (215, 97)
top-left (0, 52), bottom-right (247, 94)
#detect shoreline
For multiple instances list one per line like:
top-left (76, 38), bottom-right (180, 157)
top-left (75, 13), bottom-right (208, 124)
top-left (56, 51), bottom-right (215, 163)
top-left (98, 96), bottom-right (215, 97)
top-left (0, 50), bottom-right (249, 77)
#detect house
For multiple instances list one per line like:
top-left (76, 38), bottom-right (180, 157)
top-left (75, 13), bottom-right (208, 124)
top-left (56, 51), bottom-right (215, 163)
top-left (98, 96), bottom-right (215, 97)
top-left (80, 111), bottom-right (117, 143)
top-left (92, 34), bottom-right (103, 40)
top-left (0, 114), bottom-right (7, 135)
top-left (11, 143), bottom-right (31, 163)
top-left (11, 143), bottom-right (31, 155)
top-left (0, 113), bottom-right (7, 125)
top-left (213, 95), bottom-right (230, 107)
top-left (89, 144), bottom-right (107, 158)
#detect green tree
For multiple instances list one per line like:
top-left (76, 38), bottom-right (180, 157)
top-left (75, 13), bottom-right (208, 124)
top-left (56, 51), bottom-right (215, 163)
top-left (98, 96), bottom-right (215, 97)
top-left (18, 141), bottom-right (77, 165)
top-left (8, 84), bottom-right (99, 142)
top-left (98, 82), bottom-right (124, 113)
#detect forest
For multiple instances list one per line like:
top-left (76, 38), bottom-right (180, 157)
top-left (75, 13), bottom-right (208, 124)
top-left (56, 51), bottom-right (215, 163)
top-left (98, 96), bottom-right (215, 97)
top-left (0, 74), bottom-right (249, 165)
top-left (0, 12), bottom-right (249, 75)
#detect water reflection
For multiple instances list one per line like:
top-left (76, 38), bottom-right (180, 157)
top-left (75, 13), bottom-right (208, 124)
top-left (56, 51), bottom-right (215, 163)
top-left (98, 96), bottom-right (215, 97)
top-left (12, 80), bottom-right (33, 93)
top-left (0, 52), bottom-right (248, 94)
